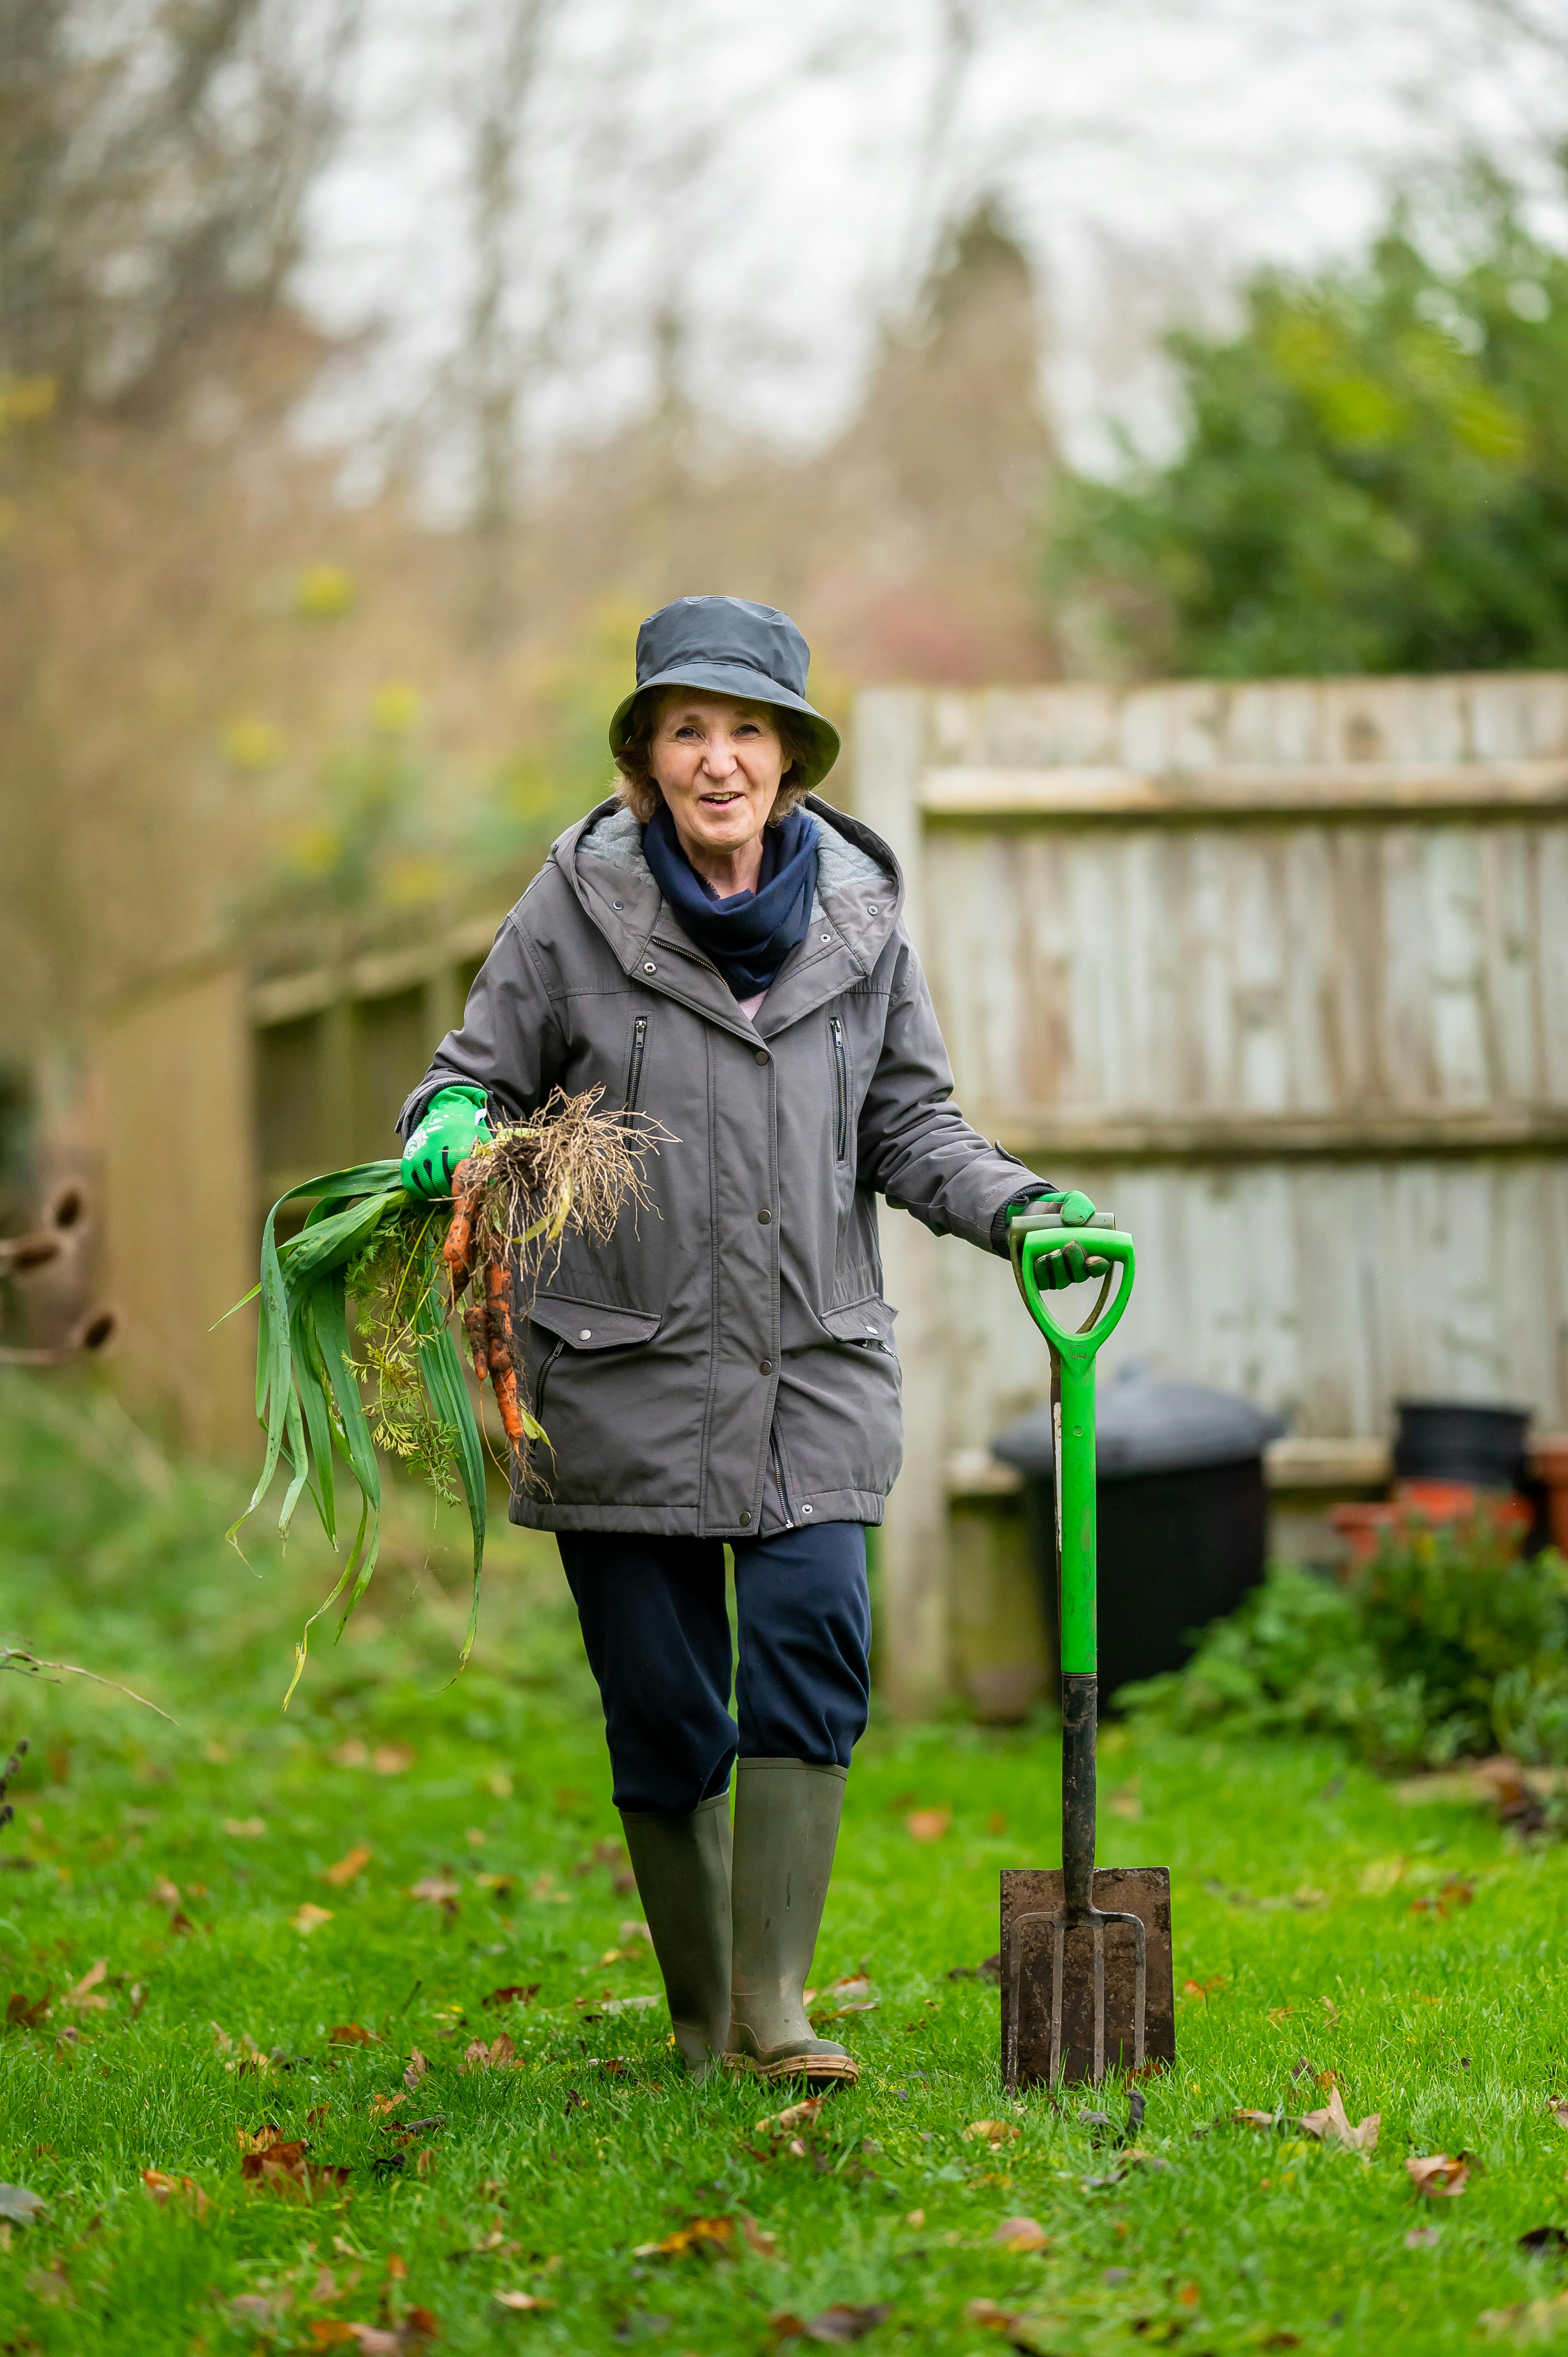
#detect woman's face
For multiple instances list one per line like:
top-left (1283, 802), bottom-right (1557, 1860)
top-left (647, 691), bottom-right (786, 857)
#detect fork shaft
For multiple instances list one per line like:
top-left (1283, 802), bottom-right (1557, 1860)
top-left (1061, 1672), bottom-right (1097, 1919)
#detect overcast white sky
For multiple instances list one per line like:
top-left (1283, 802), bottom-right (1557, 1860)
top-left (290, 0), bottom-right (1568, 508)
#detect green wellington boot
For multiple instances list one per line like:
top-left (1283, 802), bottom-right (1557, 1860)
top-left (726, 1758), bottom-right (859, 2088)
top-left (619, 1792), bottom-right (733, 2082)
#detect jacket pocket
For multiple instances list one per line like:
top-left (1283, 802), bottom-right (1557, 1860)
top-left (623, 1012), bottom-right (649, 1114)
top-left (818, 1296), bottom-right (898, 1357)
top-left (526, 1297), bottom-right (663, 1352)
top-left (829, 1014), bottom-right (849, 1161)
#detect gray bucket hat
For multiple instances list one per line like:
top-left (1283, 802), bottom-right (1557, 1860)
top-left (608, 595), bottom-right (841, 792)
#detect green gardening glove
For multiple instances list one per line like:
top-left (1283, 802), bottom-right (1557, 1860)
top-left (401, 1085), bottom-right (492, 1200)
top-left (1006, 1187), bottom-right (1105, 1291)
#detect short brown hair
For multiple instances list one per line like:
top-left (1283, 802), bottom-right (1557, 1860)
top-left (613, 687), bottom-right (813, 825)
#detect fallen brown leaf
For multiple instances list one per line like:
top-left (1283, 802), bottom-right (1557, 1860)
top-left (151, 1877), bottom-right (180, 1907)
top-left (323, 1846), bottom-right (373, 1889)
top-left (0, 2184), bottom-right (46, 2224)
top-left (62, 1960), bottom-right (108, 2010)
top-left (1181, 1977), bottom-right (1225, 2001)
top-left (139, 2168), bottom-right (212, 2218)
top-left (1547, 2098), bottom-right (1568, 2130)
top-left (1234, 2110), bottom-right (1279, 2132)
top-left (966, 2299), bottom-right (1022, 2331)
top-left (1407, 2153), bottom-right (1469, 2198)
top-left (633, 2215), bottom-right (735, 2260)
top-left (5, 1989), bottom-right (50, 2028)
top-left (236, 2124), bottom-right (287, 2153)
top-left (904, 1809), bottom-right (951, 1842)
top-left (1410, 1878), bottom-right (1474, 1919)
top-left (742, 2216), bottom-right (781, 2258)
top-left (964, 2120), bottom-right (1023, 2149)
top-left (228, 2294), bottom-right (277, 2326)
top-left (1480, 2291), bottom-right (1568, 2339)
top-left (329, 2023), bottom-right (376, 2047)
top-left (404, 2050), bottom-right (428, 2091)
top-left (409, 1873), bottom-right (461, 1910)
top-left (460, 2033), bottom-right (516, 2073)
top-left (755, 2096), bottom-right (826, 2136)
top-left (225, 1817), bottom-right (267, 1838)
top-left (369, 2091), bottom-right (406, 2117)
top-left (771, 2303), bottom-right (893, 2344)
top-left (992, 2214), bottom-right (1049, 2251)
top-left (493, 2289), bottom-right (554, 2312)
top-left (291, 1904), bottom-right (334, 1935)
top-left (25, 2263), bottom-right (74, 2307)
top-left (1298, 2087), bottom-right (1379, 2151)
top-left (239, 2136), bottom-right (351, 2198)
top-left (332, 1739), bottom-right (369, 1768)
top-left (1405, 2226), bottom-right (1442, 2249)
top-left (482, 1984), bottom-right (540, 2011)
top-left (373, 1745), bottom-right (414, 1776)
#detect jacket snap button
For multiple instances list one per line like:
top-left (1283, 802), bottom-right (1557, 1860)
top-left (643, 961), bottom-right (656, 974)
top-left (739, 1510), bottom-right (752, 1526)
top-left (613, 899), bottom-right (624, 910)
top-left (579, 1329), bottom-right (592, 1341)
top-left (759, 1359), bottom-right (773, 1375)
top-left (801, 1503), bottom-right (813, 1516)
top-left (754, 1048), bottom-right (768, 1065)
top-left (867, 903), bottom-right (879, 914)
top-left (758, 1208), bottom-right (772, 1223)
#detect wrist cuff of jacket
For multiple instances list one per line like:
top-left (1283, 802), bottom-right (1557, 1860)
top-left (988, 1182), bottom-right (1061, 1257)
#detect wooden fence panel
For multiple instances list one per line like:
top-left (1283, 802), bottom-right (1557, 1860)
top-left (856, 672), bottom-right (1568, 1713)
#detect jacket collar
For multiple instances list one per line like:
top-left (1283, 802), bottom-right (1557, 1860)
top-left (557, 795), bottom-right (902, 1039)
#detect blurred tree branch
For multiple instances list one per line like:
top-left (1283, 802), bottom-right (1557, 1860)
top-left (0, 0), bottom-right (356, 408)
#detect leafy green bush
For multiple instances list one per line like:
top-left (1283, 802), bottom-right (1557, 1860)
top-left (1047, 162), bottom-right (1568, 678)
top-left (1123, 1511), bottom-right (1568, 1776)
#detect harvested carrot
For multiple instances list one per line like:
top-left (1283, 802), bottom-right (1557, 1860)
top-left (461, 1302), bottom-right (491, 1383)
top-left (484, 1258), bottom-right (526, 1449)
top-left (443, 1157), bottom-right (486, 1296)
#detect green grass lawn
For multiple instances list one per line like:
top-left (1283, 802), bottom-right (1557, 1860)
top-left (2, 1374), bottom-right (1567, 2355)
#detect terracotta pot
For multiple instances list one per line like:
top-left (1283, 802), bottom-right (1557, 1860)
top-left (1328, 1485), bottom-right (1531, 1571)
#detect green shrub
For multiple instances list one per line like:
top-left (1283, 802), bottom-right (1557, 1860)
top-left (1122, 1511), bottom-right (1568, 1775)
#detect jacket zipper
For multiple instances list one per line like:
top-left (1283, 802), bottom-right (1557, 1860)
top-left (768, 1423), bottom-right (796, 1530)
top-left (533, 1338), bottom-right (564, 1427)
top-left (830, 1016), bottom-right (848, 1161)
top-left (624, 1014), bottom-right (648, 1114)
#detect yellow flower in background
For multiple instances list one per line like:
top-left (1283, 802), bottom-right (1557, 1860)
top-left (0, 375), bottom-right (57, 435)
top-left (383, 854), bottom-right (450, 906)
top-left (293, 561), bottom-right (357, 620)
top-left (290, 822), bottom-right (343, 877)
top-left (221, 717), bottom-right (286, 774)
top-left (370, 679), bottom-right (422, 735)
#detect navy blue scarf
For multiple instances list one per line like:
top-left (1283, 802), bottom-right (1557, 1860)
top-left (643, 804), bottom-right (820, 999)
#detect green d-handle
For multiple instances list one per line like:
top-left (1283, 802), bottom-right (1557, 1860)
top-left (1015, 1226), bottom-right (1136, 1679)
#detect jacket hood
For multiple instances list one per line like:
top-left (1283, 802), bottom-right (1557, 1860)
top-left (553, 795), bottom-right (902, 997)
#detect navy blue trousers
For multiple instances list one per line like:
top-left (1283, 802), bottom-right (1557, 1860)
top-left (557, 1523), bottom-right (872, 1816)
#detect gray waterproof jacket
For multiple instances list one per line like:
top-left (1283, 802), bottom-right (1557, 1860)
top-left (399, 795), bottom-right (1038, 1537)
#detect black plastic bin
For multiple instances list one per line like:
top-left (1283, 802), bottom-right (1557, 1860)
top-left (1392, 1398), bottom-right (1530, 1491)
top-left (991, 1362), bottom-right (1285, 1702)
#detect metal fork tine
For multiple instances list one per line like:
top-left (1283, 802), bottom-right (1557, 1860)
top-left (1050, 1919), bottom-right (1065, 2084)
top-left (1092, 1921), bottom-right (1105, 2083)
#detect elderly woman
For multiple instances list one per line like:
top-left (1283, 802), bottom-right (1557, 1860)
top-left (398, 596), bottom-right (1096, 2088)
